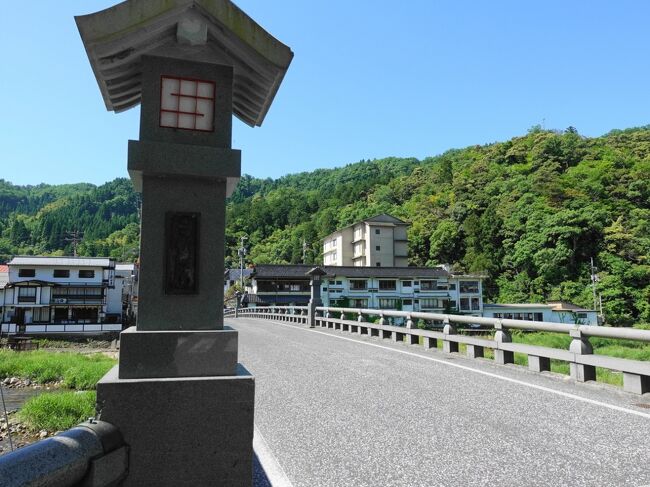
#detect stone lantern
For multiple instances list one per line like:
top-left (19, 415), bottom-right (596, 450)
top-left (76, 1), bottom-right (292, 485)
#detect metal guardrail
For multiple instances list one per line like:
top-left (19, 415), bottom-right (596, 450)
top-left (228, 306), bottom-right (650, 395)
top-left (0, 419), bottom-right (128, 487)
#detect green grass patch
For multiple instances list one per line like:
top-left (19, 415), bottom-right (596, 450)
top-left (18, 391), bottom-right (96, 432)
top-left (0, 350), bottom-right (116, 390)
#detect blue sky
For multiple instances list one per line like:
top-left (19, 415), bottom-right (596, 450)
top-left (2, 1), bottom-right (649, 186)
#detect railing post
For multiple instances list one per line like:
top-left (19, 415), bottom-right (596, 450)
top-left (405, 315), bottom-right (418, 345)
top-left (442, 317), bottom-right (458, 353)
top-left (528, 355), bottom-right (551, 373)
top-left (569, 328), bottom-right (596, 382)
top-left (494, 320), bottom-right (514, 364)
top-left (466, 344), bottom-right (484, 358)
top-left (356, 311), bottom-right (365, 335)
top-left (423, 336), bottom-right (437, 350)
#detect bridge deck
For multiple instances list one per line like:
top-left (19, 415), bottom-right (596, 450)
top-left (233, 317), bottom-right (650, 487)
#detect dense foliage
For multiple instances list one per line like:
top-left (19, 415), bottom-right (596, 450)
top-left (2, 126), bottom-right (649, 325)
top-left (0, 178), bottom-right (139, 261)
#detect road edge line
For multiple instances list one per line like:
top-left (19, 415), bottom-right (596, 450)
top-left (254, 424), bottom-right (294, 487)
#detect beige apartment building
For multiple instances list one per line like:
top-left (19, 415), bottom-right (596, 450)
top-left (323, 214), bottom-right (410, 267)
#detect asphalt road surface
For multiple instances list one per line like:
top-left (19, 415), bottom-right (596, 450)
top-left (232, 317), bottom-right (650, 487)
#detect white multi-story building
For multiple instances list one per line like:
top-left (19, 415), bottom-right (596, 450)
top-left (244, 264), bottom-right (485, 315)
top-left (0, 256), bottom-right (131, 333)
top-left (323, 214), bottom-right (410, 267)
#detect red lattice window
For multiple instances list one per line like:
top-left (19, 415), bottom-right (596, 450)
top-left (160, 76), bottom-right (215, 132)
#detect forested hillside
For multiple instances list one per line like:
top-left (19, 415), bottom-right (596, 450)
top-left (1, 126), bottom-right (649, 325)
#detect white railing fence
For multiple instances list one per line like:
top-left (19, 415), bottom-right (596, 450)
top-left (226, 306), bottom-right (650, 395)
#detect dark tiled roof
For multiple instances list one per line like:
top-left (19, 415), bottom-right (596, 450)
top-left (225, 268), bottom-right (254, 281)
top-left (242, 293), bottom-right (268, 305)
top-left (363, 214), bottom-right (409, 225)
top-left (251, 264), bottom-right (449, 279)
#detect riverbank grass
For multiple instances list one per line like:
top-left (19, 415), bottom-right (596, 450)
top-left (0, 350), bottom-right (115, 390)
top-left (18, 391), bottom-right (96, 431)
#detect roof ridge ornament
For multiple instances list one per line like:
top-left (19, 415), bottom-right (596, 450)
top-left (177, 17), bottom-right (208, 46)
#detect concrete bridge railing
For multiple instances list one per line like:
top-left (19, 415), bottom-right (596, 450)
top-left (228, 305), bottom-right (650, 395)
top-left (224, 306), bottom-right (309, 325)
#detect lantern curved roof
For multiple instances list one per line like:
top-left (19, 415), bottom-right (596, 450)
top-left (76, 0), bottom-right (293, 127)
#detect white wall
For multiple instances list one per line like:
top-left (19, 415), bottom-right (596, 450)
top-left (10, 265), bottom-right (105, 285)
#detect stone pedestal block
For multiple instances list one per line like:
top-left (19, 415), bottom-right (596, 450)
top-left (118, 326), bottom-right (238, 379)
top-left (97, 365), bottom-right (254, 487)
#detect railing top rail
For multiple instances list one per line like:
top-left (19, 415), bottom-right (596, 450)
top-left (316, 306), bottom-right (650, 343)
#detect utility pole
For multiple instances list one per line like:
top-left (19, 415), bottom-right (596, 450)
top-left (590, 257), bottom-right (599, 315)
top-left (64, 230), bottom-right (83, 257)
top-left (238, 235), bottom-right (248, 290)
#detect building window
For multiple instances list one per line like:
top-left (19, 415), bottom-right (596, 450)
top-left (375, 229), bottom-right (380, 235)
top-left (420, 298), bottom-right (448, 309)
top-left (378, 280), bottom-right (396, 291)
top-left (18, 269), bottom-right (35, 278)
top-left (402, 299), bottom-right (413, 306)
top-left (349, 280), bottom-right (367, 290)
top-left (72, 307), bottom-right (99, 323)
top-left (18, 287), bottom-right (37, 303)
top-left (460, 281), bottom-right (479, 293)
top-left (375, 245), bottom-right (380, 251)
top-left (53, 269), bottom-right (70, 278)
top-left (471, 297), bottom-right (481, 310)
top-left (420, 280), bottom-right (447, 291)
top-left (33, 307), bottom-right (50, 323)
top-left (460, 298), bottom-right (470, 311)
top-left (78, 270), bottom-right (95, 279)
top-left (350, 299), bottom-right (368, 308)
top-left (401, 280), bottom-right (412, 288)
top-left (376, 262), bottom-right (381, 267)
top-left (379, 298), bottom-right (398, 309)
top-left (534, 312), bottom-right (544, 321)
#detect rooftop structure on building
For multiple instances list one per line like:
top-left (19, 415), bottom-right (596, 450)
top-left (323, 214), bottom-right (410, 267)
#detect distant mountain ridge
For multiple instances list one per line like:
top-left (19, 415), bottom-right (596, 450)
top-left (1, 125), bottom-right (649, 326)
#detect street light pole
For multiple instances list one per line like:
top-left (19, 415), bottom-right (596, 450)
top-left (238, 235), bottom-right (248, 290)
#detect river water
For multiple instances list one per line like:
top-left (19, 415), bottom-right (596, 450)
top-left (1, 386), bottom-right (41, 412)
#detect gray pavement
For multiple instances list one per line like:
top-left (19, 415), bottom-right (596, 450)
top-left (234, 317), bottom-right (650, 487)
